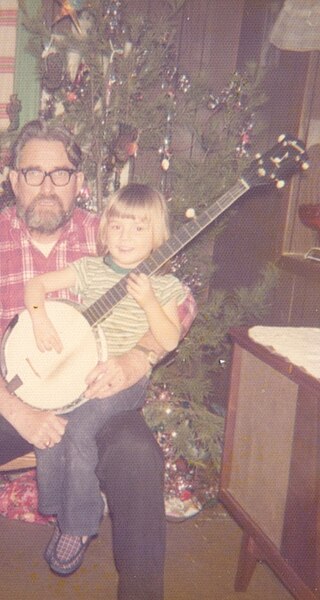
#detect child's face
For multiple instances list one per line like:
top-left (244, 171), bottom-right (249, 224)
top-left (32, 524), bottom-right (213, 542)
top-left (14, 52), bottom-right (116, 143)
top-left (107, 215), bottom-right (154, 268)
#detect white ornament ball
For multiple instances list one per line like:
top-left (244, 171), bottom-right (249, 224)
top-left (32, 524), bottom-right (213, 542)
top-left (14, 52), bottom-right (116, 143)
top-left (185, 208), bottom-right (195, 219)
top-left (161, 158), bottom-right (170, 171)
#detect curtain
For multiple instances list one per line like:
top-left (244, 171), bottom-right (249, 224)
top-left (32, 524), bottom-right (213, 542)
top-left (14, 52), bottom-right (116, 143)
top-left (0, 0), bottom-right (18, 129)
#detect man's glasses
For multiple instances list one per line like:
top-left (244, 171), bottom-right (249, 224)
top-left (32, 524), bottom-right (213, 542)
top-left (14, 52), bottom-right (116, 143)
top-left (18, 168), bottom-right (77, 187)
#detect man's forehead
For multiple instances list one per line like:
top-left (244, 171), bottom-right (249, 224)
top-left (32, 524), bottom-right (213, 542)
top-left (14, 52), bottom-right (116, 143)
top-left (18, 139), bottom-right (71, 166)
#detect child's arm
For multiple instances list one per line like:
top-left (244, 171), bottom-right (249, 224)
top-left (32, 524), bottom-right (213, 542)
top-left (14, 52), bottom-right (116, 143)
top-left (24, 267), bottom-right (76, 353)
top-left (126, 273), bottom-right (181, 352)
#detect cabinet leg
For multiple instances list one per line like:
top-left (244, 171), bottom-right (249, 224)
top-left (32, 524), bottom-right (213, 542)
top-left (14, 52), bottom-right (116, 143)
top-left (235, 531), bottom-right (260, 591)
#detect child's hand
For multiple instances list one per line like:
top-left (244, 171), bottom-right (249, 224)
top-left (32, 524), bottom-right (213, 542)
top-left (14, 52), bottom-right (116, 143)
top-left (32, 314), bottom-right (63, 353)
top-left (126, 273), bottom-right (156, 309)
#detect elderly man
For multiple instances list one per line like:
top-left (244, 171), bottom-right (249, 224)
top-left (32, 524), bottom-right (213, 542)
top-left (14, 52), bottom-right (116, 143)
top-left (0, 119), bottom-right (196, 600)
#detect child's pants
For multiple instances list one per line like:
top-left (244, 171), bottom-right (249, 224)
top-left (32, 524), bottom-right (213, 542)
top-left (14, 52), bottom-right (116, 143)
top-left (35, 377), bottom-right (148, 535)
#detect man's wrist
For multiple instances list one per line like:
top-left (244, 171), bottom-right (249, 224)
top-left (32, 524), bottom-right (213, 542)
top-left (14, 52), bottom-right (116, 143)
top-left (134, 344), bottom-right (159, 368)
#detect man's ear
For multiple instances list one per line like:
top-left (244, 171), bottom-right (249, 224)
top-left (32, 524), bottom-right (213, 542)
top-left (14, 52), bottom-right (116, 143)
top-left (75, 171), bottom-right (85, 195)
top-left (9, 170), bottom-right (18, 194)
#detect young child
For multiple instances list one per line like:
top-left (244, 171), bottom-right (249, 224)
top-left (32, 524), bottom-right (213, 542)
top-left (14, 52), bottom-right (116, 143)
top-left (24, 183), bottom-right (187, 576)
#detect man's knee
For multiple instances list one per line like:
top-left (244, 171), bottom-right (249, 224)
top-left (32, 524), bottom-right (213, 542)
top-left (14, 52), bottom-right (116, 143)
top-left (96, 410), bottom-right (164, 483)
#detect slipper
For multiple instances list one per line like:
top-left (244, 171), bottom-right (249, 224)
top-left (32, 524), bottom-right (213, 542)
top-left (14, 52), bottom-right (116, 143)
top-left (44, 525), bottom-right (61, 563)
top-left (49, 533), bottom-right (94, 576)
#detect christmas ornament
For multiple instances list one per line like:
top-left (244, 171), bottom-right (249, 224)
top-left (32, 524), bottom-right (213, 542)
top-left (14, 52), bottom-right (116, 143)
top-left (76, 184), bottom-right (97, 212)
top-left (71, 9), bottom-right (97, 39)
top-left (104, 0), bottom-right (123, 38)
top-left (39, 92), bottom-right (56, 121)
top-left (53, 0), bottom-right (83, 35)
top-left (143, 329), bottom-right (224, 516)
top-left (207, 74), bottom-right (255, 159)
top-left (170, 252), bottom-right (203, 294)
top-left (41, 36), bottom-right (65, 91)
top-left (236, 116), bottom-right (254, 157)
top-left (161, 158), bottom-right (170, 171)
top-left (185, 208), bottom-right (195, 219)
top-left (66, 89), bottom-right (78, 102)
top-left (74, 62), bottom-right (89, 86)
top-left (104, 39), bottom-right (124, 106)
top-left (207, 93), bottom-right (221, 112)
top-left (207, 74), bottom-right (242, 113)
top-left (177, 73), bottom-right (191, 93)
top-left (6, 94), bottom-right (21, 132)
top-left (112, 123), bottom-right (139, 164)
top-left (123, 41), bottom-right (133, 58)
top-left (66, 49), bottom-right (82, 82)
top-left (159, 110), bottom-right (174, 175)
top-left (162, 65), bottom-right (178, 95)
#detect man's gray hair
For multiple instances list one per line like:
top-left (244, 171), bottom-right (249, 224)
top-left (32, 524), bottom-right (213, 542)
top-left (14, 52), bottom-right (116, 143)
top-left (11, 119), bottom-right (82, 169)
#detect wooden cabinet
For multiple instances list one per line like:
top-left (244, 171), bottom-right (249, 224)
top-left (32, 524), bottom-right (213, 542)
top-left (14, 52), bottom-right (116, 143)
top-left (219, 328), bottom-right (320, 600)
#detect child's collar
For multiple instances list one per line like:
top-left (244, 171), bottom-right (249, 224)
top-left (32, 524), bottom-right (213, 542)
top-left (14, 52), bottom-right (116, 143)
top-left (103, 254), bottom-right (133, 275)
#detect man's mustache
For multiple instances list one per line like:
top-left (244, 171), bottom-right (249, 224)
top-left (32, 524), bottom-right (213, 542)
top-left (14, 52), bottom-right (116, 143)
top-left (32, 193), bottom-right (63, 205)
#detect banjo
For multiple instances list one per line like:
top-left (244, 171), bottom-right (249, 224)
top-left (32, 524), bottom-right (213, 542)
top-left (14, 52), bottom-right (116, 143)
top-left (0, 135), bottom-right (308, 413)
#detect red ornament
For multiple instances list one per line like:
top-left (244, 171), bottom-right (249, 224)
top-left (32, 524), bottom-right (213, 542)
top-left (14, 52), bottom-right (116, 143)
top-left (179, 489), bottom-right (192, 501)
top-left (66, 90), bottom-right (78, 102)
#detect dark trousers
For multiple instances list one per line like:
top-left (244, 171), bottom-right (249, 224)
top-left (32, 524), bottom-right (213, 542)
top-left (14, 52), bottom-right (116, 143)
top-left (0, 410), bottom-right (165, 600)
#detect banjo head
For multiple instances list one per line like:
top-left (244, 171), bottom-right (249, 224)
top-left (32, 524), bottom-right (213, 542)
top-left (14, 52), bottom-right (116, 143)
top-left (2, 301), bottom-right (102, 413)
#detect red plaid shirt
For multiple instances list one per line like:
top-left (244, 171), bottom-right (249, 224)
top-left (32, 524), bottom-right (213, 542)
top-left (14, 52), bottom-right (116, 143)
top-left (0, 206), bottom-right (99, 340)
top-left (0, 206), bottom-right (197, 342)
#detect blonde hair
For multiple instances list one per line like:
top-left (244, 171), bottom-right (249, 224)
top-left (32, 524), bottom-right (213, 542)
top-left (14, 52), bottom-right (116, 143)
top-left (97, 183), bottom-right (170, 256)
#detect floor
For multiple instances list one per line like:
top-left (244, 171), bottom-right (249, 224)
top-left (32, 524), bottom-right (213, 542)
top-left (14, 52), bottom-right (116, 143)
top-left (0, 502), bottom-right (295, 600)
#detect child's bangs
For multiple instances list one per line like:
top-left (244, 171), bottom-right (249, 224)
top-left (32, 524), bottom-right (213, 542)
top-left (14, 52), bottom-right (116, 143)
top-left (108, 200), bottom-right (150, 223)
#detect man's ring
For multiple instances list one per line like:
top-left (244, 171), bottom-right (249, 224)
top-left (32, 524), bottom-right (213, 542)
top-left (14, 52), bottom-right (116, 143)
top-left (45, 440), bottom-right (50, 447)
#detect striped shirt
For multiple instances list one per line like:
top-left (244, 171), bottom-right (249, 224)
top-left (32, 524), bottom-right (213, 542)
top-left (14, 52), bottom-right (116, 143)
top-left (70, 256), bottom-right (187, 356)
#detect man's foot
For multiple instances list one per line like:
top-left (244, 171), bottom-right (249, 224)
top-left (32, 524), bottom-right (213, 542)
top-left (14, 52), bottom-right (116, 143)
top-left (49, 532), bottom-right (94, 576)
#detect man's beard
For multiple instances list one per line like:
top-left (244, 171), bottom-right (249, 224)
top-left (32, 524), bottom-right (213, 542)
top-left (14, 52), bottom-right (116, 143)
top-left (16, 194), bottom-right (73, 234)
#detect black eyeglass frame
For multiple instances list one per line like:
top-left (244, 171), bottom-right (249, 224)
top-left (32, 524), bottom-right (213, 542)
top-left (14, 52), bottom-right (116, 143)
top-left (18, 168), bottom-right (77, 187)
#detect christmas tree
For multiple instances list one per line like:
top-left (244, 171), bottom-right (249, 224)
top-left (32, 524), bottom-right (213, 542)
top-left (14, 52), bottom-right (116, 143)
top-left (1, 0), bottom-right (277, 516)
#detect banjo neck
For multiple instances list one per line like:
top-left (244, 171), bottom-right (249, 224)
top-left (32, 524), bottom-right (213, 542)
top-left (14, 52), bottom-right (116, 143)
top-left (83, 135), bottom-right (308, 328)
top-left (83, 179), bottom-right (249, 327)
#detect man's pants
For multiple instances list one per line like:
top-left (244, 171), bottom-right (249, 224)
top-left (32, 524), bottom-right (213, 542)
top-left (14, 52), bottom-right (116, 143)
top-left (0, 410), bottom-right (165, 600)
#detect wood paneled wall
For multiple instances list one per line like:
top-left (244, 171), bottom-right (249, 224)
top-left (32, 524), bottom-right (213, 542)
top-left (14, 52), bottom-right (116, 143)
top-left (131, 0), bottom-right (244, 179)
top-left (44, 0), bottom-right (244, 93)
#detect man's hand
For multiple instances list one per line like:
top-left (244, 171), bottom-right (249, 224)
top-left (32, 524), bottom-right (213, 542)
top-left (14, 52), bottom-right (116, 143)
top-left (84, 351), bottom-right (150, 399)
top-left (3, 393), bottom-right (67, 449)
